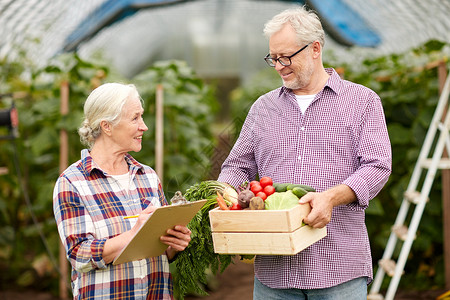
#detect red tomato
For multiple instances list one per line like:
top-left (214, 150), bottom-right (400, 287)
top-left (263, 185), bottom-right (276, 196)
top-left (259, 176), bottom-right (273, 188)
top-left (250, 183), bottom-right (263, 194)
top-left (249, 180), bottom-right (259, 187)
top-left (256, 191), bottom-right (267, 201)
top-left (230, 203), bottom-right (242, 210)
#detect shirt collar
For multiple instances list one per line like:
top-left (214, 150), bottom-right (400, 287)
top-left (278, 68), bottom-right (342, 97)
top-left (80, 149), bottom-right (145, 176)
top-left (323, 68), bottom-right (343, 95)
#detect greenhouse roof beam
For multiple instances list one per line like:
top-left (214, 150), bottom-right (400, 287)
top-left (62, 0), bottom-right (191, 52)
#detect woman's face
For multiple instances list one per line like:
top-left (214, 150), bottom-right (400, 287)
top-left (110, 96), bottom-right (148, 153)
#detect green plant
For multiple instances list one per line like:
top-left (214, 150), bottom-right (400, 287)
top-left (0, 53), bottom-right (219, 295)
top-left (0, 53), bottom-right (108, 293)
top-left (133, 60), bottom-right (219, 195)
top-left (341, 40), bottom-right (448, 290)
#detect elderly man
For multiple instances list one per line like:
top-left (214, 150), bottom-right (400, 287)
top-left (218, 6), bottom-right (392, 300)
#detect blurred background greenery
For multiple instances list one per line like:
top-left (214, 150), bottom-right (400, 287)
top-left (0, 37), bottom-right (449, 297)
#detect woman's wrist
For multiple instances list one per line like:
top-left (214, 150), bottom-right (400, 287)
top-left (165, 248), bottom-right (180, 263)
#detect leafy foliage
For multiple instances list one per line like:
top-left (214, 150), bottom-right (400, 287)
top-left (0, 53), bottom-right (100, 293)
top-left (0, 54), bottom-right (218, 294)
top-left (132, 60), bottom-right (219, 194)
top-left (1, 38), bottom-right (449, 296)
top-left (342, 40), bottom-right (449, 290)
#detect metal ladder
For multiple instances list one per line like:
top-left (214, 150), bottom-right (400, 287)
top-left (368, 74), bottom-right (450, 300)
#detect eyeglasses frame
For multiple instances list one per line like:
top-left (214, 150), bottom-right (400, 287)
top-left (264, 42), bottom-right (312, 67)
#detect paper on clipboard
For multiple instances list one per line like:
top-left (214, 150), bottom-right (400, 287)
top-left (113, 199), bottom-right (208, 265)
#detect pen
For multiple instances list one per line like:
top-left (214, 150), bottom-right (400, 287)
top-left (123, 215), bottom-right (139, 219)
top-left (124, 207), bottom-right (159, 219)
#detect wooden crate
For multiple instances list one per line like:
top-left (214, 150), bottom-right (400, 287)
top-left (209, 204), bottom-right (327, 255)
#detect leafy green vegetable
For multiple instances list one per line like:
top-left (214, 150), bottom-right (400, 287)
top-left (264, 191), bottom-right (299, 210)
top-left (172, 181), bottom-right (233, 299)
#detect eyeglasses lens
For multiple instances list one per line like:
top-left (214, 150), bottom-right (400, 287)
top-left (265, 58), bottom-right (275, 67)
top-left (265, 57), bottom-right (291, 67)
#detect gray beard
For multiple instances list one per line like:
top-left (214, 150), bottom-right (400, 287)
top-left (283, 78), bottom-right (306, 90)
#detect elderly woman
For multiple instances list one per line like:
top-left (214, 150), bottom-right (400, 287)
top-left (53, 83), bottom-right (191, 299)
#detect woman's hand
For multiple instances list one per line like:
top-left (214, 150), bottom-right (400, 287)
top-left (130, 205), bottom-right (158, 234)
top-left (161, 225), bottom-right (192, 261)
top-left (103, 205), bottom-right (158, 264)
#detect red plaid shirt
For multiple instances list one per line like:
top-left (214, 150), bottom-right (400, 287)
top-left (218, 68), bottom-right (392, 289)
top-left (54, 149), bottom-right (173, 299)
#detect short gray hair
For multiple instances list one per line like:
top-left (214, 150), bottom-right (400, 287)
top-left (78, 83), bottom-right (140, 148)
top-left (263, 6), bottom-right (325, 47)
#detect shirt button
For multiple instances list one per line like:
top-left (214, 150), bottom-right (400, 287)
top-left (139, 260), bottom-right (146, 278)
top-left (301, 126), bottom-right (305, 131)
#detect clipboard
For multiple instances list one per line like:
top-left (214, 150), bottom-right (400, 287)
top-left (113, 199), bottom-right (208, 265)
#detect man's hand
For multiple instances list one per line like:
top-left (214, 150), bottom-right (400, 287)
top-left (298, 191), bottom-right (333, 228)
top-left (299, 184), bottom-right (357, 228)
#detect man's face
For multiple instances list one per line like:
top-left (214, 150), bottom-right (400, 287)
top-left (268, 25), bottom-right (314, 94)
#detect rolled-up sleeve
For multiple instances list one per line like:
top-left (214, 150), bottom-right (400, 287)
top-left (53, 176), bottom-right (107, 272)
top-left (343, 93), bottom-right (392, 209)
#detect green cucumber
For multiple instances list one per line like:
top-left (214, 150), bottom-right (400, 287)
top-left (286, 184), bottom-right (316, 192)
top-left (297, 184), bottom-right (316, 192)
top-left (273, 183), bottom-right (290, 192)
top-left (286, 184), bottom-right (297, 191)
top-left (292, 187), bottom-right (308, 198)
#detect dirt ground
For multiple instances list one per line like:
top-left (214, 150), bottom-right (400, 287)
top-left (0, 259), bottom-right (447, 300)
top-left (185, 258), bottom-right (255, 300)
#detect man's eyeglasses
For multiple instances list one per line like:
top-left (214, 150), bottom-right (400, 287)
top-left (264, 43), bottom-right (312, 67)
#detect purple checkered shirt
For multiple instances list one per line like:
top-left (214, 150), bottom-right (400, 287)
top-left (218, 68), bottom-right (392, 289)
top-left (53, 149), bottom-right (173, 299)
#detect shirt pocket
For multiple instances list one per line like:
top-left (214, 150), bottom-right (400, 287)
top-left (315, 122), bottom-right (357, 176)
top-left (254, 114), bottom-right (300, 169)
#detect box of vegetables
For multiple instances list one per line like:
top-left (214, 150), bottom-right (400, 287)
top-left (208, 177), bottom-right (327, 255)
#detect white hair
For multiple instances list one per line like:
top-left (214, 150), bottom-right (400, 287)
top-left (78, 83), bottom-right (140, 148)
top-left (263, 6), bottom-right (325, 47)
